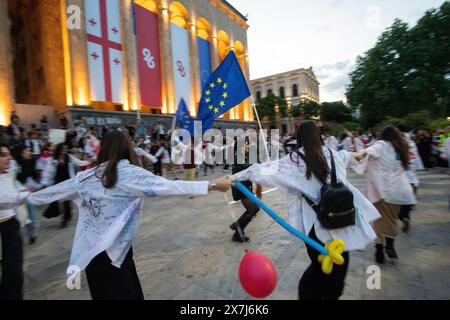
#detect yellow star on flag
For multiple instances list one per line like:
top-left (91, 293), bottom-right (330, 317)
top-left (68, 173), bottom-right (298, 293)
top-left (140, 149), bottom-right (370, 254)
top-left (223, 83), bottom-right (228, 89)
top-left (205, 97), bottom-right (211, 103)
top-left (217, 78), bottom-right (223, 84)
top-left (214, 108), bottom-right (219, 113)
top-left (205, 90), bottom-right (211, 95)
top-left (208, 105), bottom-right (214, 110)
top-left (210, 82), bottom-right (216, 88)
top-left (219, 101), bottom-right (225, 107)
top-left (222, 92), bottom-right (228, 99)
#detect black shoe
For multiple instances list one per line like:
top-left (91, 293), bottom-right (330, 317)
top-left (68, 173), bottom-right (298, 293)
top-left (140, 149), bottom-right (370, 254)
top-left (402, 218), bottom-right (410, 233)
top-left (385, 247), bottom-right (399, 259)
top-left (232, 232), bottom-right (250, 243)
top-left (375, 244), bottom-right (385, 264)
top-left (385, 238), bottom-right (398, 259)
top-left (29, 237), bottom-right (37, 245)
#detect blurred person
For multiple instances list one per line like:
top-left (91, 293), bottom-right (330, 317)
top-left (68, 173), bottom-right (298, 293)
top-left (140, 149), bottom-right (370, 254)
top-left (359, 126), bottom-right (416, 263)
top-left (0, 143), bottom-right (25, 300)
top-left (416, 129), bottom-right (433, 169)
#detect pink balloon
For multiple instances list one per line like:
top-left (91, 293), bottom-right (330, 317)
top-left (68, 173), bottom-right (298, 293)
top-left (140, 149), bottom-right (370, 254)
top-left (239, 251), bottom-right (277, 298)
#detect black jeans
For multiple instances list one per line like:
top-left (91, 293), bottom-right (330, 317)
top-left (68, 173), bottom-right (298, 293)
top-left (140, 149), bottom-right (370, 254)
top-left (0, 218), bottom-right (24, 300)
top-left (298, 228), bottom-right (349, 300)
top-left (62, 201), bottom-right (72, 223)
top-left (85, 248), bottom-right (144, 300)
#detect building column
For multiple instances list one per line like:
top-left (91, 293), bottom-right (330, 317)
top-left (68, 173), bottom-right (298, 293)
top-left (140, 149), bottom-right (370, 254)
top-left (210, 26), bottom-right (219, 70)
top-left (64, 0), bottom-right (91, 107)
top-left (120, 0), bottom-right (140, 112)
top-left (0, 0), bottom-right (15, 125)
top-left (158, 2), bottom-right (175, 114)
top-left (188, 18), bottom-right (201, 116)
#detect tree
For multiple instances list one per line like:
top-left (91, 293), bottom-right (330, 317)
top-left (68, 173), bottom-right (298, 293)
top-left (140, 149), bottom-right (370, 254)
top-left (255, 93), bottom-right (287, 122)
top-left (320, 101), bottom-right (354, 123)
top-left (301, 101), bottom-right (321, 119)
top-left (346, 2), bottom-right (450, 128)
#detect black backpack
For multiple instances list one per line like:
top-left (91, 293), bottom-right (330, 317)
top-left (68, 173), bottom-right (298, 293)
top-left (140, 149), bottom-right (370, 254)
top-left (297, 148), bottom-right (356, 230)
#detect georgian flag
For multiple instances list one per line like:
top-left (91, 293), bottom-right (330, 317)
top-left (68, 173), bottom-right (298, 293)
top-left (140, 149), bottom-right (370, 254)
top-left (85, 0), bottom-right (124, 103)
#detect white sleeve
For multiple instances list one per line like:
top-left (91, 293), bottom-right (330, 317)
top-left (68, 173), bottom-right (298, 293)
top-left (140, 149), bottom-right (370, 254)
top-left (136, 148), bottom-right (157, 163)
top-left (123, 168), bottom-right (209, 198)
top-left (69, 154), bottom-right (91, 167)
top-left (28, 178), bottom-right (79, 206)
top-left (362, 141), bottom-right (384, 158)
top-left (233, 155), bottom-right (302, 191)
top-left (0, 192), bottom-right (30, 210)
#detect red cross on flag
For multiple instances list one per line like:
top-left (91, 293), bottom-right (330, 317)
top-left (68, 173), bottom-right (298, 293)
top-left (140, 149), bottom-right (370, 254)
top-left (85, 0), bottom-right (124, 104)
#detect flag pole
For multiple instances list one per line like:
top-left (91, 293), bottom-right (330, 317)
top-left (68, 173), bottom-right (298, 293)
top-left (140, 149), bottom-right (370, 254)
top-left (249, 95), bottom-right (270, 161)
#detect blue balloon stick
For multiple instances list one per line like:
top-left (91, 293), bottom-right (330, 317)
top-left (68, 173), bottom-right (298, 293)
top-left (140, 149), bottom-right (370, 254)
top-left (234, 181), bottom-right (329, 256)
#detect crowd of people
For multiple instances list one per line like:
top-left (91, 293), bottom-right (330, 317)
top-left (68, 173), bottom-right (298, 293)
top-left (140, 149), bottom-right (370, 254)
top-left (0, 111), bottom-right (449, 300)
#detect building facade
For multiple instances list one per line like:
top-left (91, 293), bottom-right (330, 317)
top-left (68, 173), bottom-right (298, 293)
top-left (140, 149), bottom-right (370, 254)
top-left (250, 67), bottom-right (320, 133)
top-left (0, 0), bottom-right (255, 130)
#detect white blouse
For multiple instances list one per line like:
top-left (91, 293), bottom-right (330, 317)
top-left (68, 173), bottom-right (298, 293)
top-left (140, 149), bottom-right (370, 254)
top-left (360, 140), bottom-right (417, 205)
top-left (233, 147), bottom-right (381, 251)
top-left (0, 160), bottom-right (209, 276)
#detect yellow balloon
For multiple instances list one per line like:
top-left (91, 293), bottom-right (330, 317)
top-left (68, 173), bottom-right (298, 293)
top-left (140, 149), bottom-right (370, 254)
top-left (318, 239), bottom-right (346, 275)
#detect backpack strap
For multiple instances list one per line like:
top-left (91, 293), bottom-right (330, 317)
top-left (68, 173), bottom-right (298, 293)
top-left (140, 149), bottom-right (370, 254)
top-left (328, 148), bottom-right (338, 186)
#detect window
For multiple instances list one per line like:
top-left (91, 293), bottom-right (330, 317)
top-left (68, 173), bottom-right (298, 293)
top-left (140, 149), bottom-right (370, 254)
top-left (256, 91), bottom-right (261, 102)
top-left (279, 87), bottom-right (285, 98)
top-left (292, 84), bottom-right (298, 97)
top-left (267, 89), bottom-right (273, 96)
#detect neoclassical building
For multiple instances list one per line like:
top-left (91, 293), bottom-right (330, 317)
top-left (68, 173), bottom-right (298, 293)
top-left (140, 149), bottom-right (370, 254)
top-left (0, 0), bottom-right (255, 129)
top-left (250, 68), bottom-right (320, 133)
top-left (250, 67), bottom-right (320, 106)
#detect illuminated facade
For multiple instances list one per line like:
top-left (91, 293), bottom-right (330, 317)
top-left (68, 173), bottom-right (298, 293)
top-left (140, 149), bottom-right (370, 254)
top-left (0, 0), bottom-right (254, 128)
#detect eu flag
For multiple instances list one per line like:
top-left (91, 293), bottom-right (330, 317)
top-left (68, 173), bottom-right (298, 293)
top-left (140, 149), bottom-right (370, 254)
top-left (176, 98), bottom-right (194, 135)
top-left (197, 51), bottom-right (251, 131)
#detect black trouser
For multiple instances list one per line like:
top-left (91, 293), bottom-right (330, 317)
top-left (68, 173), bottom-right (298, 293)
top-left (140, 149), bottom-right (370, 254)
top-left (62, 201), bottom-right (72, 223)
top-left (233, 199), bottom-right (260, 235)
top-left (0, 218), bottom-right (24, 300)
top-left (298, 228), bottom-right (349, 300)
top-left (85, 248), bottom-right (144, 300)
top-left (153, 162), bottom-right (162, 176)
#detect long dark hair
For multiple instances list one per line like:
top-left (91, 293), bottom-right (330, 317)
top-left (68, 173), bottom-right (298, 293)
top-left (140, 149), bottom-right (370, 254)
top-left (53, 143), bottom-right (69, 171)
top-left (96, 131), bottom-right (139, 188)
top-left (291, 121), bottom-right (329, 181)
top-left (380, 126), bottom-right (410, 170)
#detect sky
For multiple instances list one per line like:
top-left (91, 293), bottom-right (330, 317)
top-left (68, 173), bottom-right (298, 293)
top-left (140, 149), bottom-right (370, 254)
top-left (227, 0), bottom-right (447, 102)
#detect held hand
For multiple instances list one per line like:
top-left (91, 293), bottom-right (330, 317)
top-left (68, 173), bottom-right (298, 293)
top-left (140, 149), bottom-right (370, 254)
top-left (214, 176), bottom-right (233, 192)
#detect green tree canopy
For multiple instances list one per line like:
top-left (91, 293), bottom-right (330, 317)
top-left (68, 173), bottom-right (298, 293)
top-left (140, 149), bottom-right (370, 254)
top-left (346, 2), bottom-right (450, 128)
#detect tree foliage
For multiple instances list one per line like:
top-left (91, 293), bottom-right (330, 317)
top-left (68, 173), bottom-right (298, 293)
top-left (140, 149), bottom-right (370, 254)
top-left (346, 2), bottom-right (450, 128)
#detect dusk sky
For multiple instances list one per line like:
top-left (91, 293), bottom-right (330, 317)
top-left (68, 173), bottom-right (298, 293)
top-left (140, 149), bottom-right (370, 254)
top-left (227, 0), bottom-right (447, 102)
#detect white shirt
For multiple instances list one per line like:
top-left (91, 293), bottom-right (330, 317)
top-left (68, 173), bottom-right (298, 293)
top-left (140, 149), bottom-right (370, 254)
top-left (234, 148), bottom-right (381, 251)
top-left (359, 141), bottom-right (416, 205)
top-left (0, 160), bottom-right (209, 276)
top-left (339, 137), bottom-right (353, 151)
top-left (324, 136), bottom-right (339, 151)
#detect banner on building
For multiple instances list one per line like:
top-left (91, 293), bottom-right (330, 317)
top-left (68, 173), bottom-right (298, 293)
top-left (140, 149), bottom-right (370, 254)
top-left (197, 37), bottom-right (212, 93)
top-left (170, 23), bottom-right (191, 110)
top-left (85, 0), bottom-right (124, 103)
top-left (134, 4), bottom-right (162, 107)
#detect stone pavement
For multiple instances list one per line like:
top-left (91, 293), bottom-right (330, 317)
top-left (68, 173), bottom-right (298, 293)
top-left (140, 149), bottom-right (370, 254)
top-left (10, 169), bottom-right (450, 300)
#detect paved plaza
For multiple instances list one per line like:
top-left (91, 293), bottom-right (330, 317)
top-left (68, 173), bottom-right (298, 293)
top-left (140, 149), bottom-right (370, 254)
top-left (11, 169), bottom-right (450, 300)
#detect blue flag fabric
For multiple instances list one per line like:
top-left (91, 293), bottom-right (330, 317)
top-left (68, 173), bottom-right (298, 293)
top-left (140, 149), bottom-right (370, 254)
top-left (176, 98), bottom-right (194, 135)
top-left (197, 51), bottom-right (251, 131)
